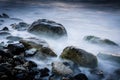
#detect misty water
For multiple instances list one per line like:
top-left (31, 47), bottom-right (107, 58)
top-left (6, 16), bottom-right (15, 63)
top-left (0, 1), bottom-right (120, 80)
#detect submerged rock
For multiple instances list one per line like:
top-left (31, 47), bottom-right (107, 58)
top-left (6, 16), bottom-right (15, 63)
top-left (60, 46), bottom-right (98, 68)
top-left (20, 38), bottom-right (57, 57)
top-left (0, 13), bottom-right (9, 18)
top-left (11, 22), bottom-right (29, 31)
top-left (84, 35), bottom-right (119, 46)
top-left (52, 61), bottom-right (73, 75)
top-left (28, 19), bottom-right (67, 38)
top-left (6, 36), bottom-right (22, 41)
top-left (97, 53), bottom-right (120, 63)
top-left (25, 48), bottom-right (37, 57)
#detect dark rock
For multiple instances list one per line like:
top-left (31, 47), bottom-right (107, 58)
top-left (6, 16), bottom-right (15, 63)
top-left (0, 31), bottom-right (11, 36)
top-left (0, 49), bottom-right (12, 58)
top-left (40, 67), bottom-right (50, 77)
top-left (11, 22), bottom-right (29, 31)
top-left (84, 35), bottom-right (119, 46)
top-left (6, 36), bottom-right (22, 41)
top-left (14, 65), bottom-right (26, 71)
top-left (13, 55), bottom-right (26, 64)
top-left (28, 19), bottom-right (67, 38)
top-left (20, 38), bottom-right (57, 57)
top-left (2, 13), bottom-right (9, 18)
top-left (73, 73), bottom-right (88, 80)
top-left (25, 48), bottom-right (37, 57)
top-left (2, 27), bottom-right (9, 31)
top-left (97, 53), bottom-right (120, 63)
top-left (60, 46), bottom-right (98, 68)
top-left (7, 43), bottom-right (25, 55)
top-left (24, 61), bottom-right (37, 69)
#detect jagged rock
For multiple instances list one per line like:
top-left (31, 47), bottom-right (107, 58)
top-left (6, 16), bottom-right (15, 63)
top-left (20, 38), bottom-right (57, 57)
top-left (60, 46), bottom-right (98, 68)
top-left (97, 53), bottom-right (120, 63)
top-left (11, 22), bottom-right (29, 31)
top-left (7, 43), bottom-right (25, 55)
top-left (28, 19), bottom-right (67, 38)
top-left (84, 35), bottom-right (119, 46)
top-left (52, 61), bottom-right (73, 75)
top-left (1, 27), bottom-right (9, 31)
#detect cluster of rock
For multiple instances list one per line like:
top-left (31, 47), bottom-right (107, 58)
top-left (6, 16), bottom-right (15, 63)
top-left (0, 18), bottom-right (120, 80)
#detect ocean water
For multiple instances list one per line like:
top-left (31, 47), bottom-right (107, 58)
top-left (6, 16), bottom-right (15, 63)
top-left (0, 1), bottom-right (120, 79)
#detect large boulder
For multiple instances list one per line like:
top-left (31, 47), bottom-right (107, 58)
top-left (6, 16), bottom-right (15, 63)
top-left (28, 19), bottom-right (67, 38)
top-left (97, 53), bottom-right (120, 63)
top-left (20, 38), bottom-right (57, 57)
top-left (84, 35), bottom-right (119, 46)
top-left (60, 46), bottom-right (98, 68)
top-left (52, 61), bottom-right (73, 75)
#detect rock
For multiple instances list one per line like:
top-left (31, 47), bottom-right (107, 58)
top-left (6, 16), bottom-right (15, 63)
top-left (84, 35), bottom-right (119, 46)
top-left (20, 38), bottom-right (57, 57)
top-left (40, 67), bottom-right (50, 77)
top-left (28, 19), bottom-right (67, 38)
top-left (0, 49), bottom-right (12, 58)
top-left (6, 36), bottom-right (22, 41)
top-left (1, 27), bottom-right (9, 31)
top-left (14, 65), bottom-right (26, 71)
top-left (73, 73), bottom-right (88, 80)
top-left (0, 31), bottom-right (11, 36)
top-left (25, 48), bottom-right (37, 57)
top-left (97, 53), bottom-right (120, 63)
top-left (0, 13), bottom-right (9, 18)
top-left (23, 61), bottom-right (37, 69)
top-left (89, 68), bottom-right (104, 79)
top-left (60, 46), bottom-right (98, 68)
top-left (52, 61), bottom-right (73, 75)
top-left (2, 13), bottom-right (9, 18)
top-left (7, 43), bottom-right (25, 55)
top-left (11, 22), bottom-right (29, 31)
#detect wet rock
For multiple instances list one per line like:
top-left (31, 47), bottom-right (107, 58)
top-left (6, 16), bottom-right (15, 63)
top-left (7, 43), bottom-right (25, 55)
top-left (0, 13), bottom-right (9, 18)
top-left (1, 27), bottom-right (9, 31)
top-left (97, 53), bottom-right (120, 63)
top-left (40, 67), bottom-right (50, 77)
top-left (0, 49), bottom-right (12, 58)
top-left (25, 48), bottom-right (37, 57)
top-left (60, 46), bottom-right (98, 68)
top-left (24, 61), bottom-right (37, 69)
top-left (11, 22), bottom-right (29, 31)
top-left (52, 61), bottom-right (73, 75)
top-left (73, 73), bottom-right (88, 80)
top-left (14, 65), bottom-right (26, 71)
top-left (0, 31), bottom-right (11, 36)
top-left (20, 38), bottom-right (57, 57)
top-left (6, 36), bottom-right (22, 41)
top-left (89, 68), bottom-right (104, 79)
top-left (13, 55), bottom-right (26, 64)
top-left (84, 35), bottom-right (119, 46)
top-left (28, 19), bottom-right (67, 38)
top-left (2, 13), bottom-right (9, 18)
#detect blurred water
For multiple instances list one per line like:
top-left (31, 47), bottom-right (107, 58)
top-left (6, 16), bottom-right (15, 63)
top-left (0, 1), bottom-right (120, 79)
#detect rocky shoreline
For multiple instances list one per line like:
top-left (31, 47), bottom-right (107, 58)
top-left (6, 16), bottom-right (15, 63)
top-left (0, 13), bottom-right (120, 80)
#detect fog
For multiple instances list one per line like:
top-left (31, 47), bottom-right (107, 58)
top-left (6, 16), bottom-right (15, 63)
top-left (0, 1), bottom-right (120, 80)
